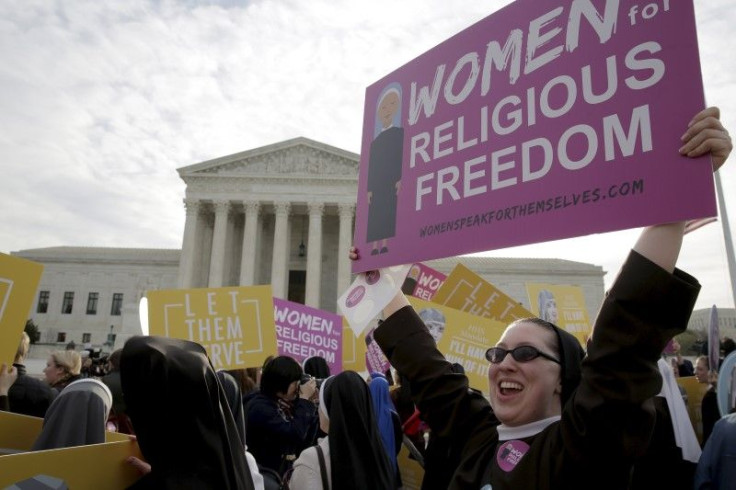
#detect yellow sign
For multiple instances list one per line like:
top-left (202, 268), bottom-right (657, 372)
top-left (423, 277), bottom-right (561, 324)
top-left (147, 285), bottom-right (277, 370)
top-left (0, 439), bottom-right (143, 489)
top-left (677, 376), bottom-right (711, 444)
top-left (0, 253), bottom-right (44, 365)
top-left (342, 317), bottom-right (367, 373)
top-left (409, 297), bottom-right (507, 396)
top-left (526, 283), bottom-right (591, 345)
top-left (0, 411), bottom-right (42, 452)
top-left (432, 263), bottom-right (532, 324)
top-left (0, 411), bottom-right (131, 453)
top-left (397, 443), bottom-right (424, 490)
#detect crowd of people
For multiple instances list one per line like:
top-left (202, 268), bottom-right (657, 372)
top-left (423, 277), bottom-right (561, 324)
top-left (0, 107), bottom-right (734, 489)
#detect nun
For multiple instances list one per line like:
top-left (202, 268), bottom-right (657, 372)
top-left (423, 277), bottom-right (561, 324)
top-left (288, 371), bottom-right (395, 489)
top-left (121, 336), bottom-right (256, 490)
top-left (352, 106), bottom-right (732, 489)
top-left (32, 378), bottom-right (112, 450)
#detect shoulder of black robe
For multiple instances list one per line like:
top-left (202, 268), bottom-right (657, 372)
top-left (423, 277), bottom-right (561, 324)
top-left (32, 378), bottom-right (112, 450)
top-left (121, 336), bottom-right (254, 490)
top-left (217, 370), bottom-right (247, 446)
top-left (322, 371), bottom-right (394, 490)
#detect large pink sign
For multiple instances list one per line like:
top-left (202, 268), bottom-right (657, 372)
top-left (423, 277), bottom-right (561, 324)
top-left (353, 0), bottom-right (715, 273)
top-left (274, 299), bottom-right (343, 374)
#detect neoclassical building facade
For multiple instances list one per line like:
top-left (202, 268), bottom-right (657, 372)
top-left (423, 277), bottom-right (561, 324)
top-left (176, 137), bottom-right (358, 312)
top-left (14, 138), bottom-right (607, 351)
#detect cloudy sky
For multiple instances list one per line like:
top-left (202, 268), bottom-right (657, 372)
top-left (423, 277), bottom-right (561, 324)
top-left (1, 0), bottom-right (734, 311)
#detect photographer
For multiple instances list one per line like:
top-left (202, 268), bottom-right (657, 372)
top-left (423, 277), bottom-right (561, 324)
top-left (244, 356), bottom-right (319, 478)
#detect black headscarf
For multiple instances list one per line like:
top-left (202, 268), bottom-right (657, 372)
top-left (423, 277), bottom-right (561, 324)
top-left (519, 318), bottom-right (585, 408)
top-left (303, 356), bottom-right (331, 379)
top-left (32, 378), bottom-right (112, 450)
top-left (320, 371), bottom-right (394, 490)
top-left (217, 370), bottom-right (246, 446)
top-left (121, 336), bottom-right (254, 490)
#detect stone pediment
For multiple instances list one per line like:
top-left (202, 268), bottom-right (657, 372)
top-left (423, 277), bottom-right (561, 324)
top-left (179, 137), bottom-right (359, 178)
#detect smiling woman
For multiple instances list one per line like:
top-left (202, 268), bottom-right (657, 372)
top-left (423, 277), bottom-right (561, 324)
top-left (354, 107), bottom-right (733, 489)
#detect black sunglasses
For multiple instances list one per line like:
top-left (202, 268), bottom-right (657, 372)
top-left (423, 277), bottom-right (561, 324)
top-left (485, 345), bottom-right (560, 365)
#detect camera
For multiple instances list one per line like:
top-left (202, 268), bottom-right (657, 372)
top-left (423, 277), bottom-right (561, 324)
top-left (299, 374), bottom-right (324, 391)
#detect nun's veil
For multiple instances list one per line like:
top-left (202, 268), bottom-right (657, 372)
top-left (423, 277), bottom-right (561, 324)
top-left (320, 371), bottom-right (394, 490)
top-left (121, 336), bottom-right (254, 490)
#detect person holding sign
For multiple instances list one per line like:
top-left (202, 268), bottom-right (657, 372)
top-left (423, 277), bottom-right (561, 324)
top-left (352, 107), bottom-right (731, 489)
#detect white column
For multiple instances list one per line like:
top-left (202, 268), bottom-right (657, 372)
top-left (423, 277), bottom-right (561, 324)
top-left (337, 203), bottom-right (355, 297)
top-left (271, 202), bottom-right (291, 299)
top-left (178, 199), bottom-right (201, 288)
top-left (305, 202), bottom-right (324, 307)
top-left (239, 201), bottom-right (261, 286)
top-left (208, 200), bottom-right (230, 287)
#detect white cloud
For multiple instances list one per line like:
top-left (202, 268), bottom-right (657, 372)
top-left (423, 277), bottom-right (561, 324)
top-left (0, 0), bottom-right (734, 310)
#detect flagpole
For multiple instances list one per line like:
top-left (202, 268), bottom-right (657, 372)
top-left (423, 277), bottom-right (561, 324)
top-left (715, 171), bottom-right (736, 309)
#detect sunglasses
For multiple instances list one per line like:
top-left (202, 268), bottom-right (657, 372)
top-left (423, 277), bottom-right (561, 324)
top-left (485, 345), bottom-right (560, 365)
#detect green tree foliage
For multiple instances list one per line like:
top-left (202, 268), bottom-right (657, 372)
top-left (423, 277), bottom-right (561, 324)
top-left (24, 319), bottom-right (40, 343)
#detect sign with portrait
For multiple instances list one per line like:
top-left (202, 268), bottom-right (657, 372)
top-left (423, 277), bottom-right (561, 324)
top-left (401, 262), bottom-right (446, 301)
top-left (408, 297), bottom-right (507, 397)
top-left (352, 0), bottom-right (713, 272)
top-left (525, 282), bottom-right (591, 345)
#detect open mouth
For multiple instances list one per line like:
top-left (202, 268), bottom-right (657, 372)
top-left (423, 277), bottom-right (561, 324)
top-left (499, 381), bottom-right (523, 396)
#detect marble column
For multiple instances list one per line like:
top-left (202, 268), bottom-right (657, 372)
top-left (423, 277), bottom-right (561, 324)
top-left (239, 201), bottom-right (261, 286)
top-left (208, 200), bottom-right (230, 287)
top-left (178, 198), bottom-right (201, 288)
top-left (305, 202), bottom-right (324, 308)
top-left (337, 203), bottom-right (355, 297)
top-left (270, 202), bottom-right (291, 299)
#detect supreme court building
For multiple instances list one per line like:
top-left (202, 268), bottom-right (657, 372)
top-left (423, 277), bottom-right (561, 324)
top-left (14, 138), bottom-right (606, 350)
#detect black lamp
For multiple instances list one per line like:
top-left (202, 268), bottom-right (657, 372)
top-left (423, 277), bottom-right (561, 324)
top-left (298, 215), bottom-right (306, 257)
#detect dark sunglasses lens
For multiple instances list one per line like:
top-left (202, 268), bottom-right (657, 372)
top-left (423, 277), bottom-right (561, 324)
top-left (513, 346), bottom-right (541, 362)
top-left (485, 347), bottom-right (505, 363)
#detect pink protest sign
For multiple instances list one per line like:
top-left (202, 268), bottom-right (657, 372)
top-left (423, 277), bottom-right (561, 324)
top-left (274, 298), bottom-right (343, 374)
top-left (401, 263), bottom-right (447, 301)
top-left (353, 0), bottom-right (714, 273)
top-left (365, 325), bottom-right (391, 375)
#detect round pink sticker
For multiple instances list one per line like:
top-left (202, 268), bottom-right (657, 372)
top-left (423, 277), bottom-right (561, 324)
top-left (365, 270), bottom-right (380, 285)
top-left (345, 286), bottom-right (366, 308)
top-left (496, 440), bottom-right (530, 472)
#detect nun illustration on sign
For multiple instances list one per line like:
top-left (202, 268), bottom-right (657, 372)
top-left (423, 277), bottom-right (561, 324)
top-left (366, 83), bottom-right (404, 256)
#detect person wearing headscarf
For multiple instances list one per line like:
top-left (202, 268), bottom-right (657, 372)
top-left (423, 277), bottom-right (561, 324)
top-left (217, 371), bottom-right (265, 490)
top-left (302, 357), bottom-right (330, 380)
top-left (350, 106), bottom-right (730, 489)
top-left (244, 356), bottom-right (319, 477)
top-left (120, 336), bottom-right (255, 490)
top-left (289, 371), bottom-right (395, 489)
top-left (32, 378), bottom-right (112, 450)
top-left (368, 373), bottom-right (402, 487)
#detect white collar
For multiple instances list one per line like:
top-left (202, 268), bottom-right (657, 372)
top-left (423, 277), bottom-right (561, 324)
top-left (497, 416), bottom-right (561, 441)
